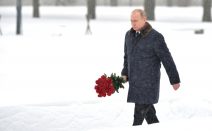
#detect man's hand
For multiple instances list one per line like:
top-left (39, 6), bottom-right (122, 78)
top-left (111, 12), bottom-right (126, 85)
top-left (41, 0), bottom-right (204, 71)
top-left (172, 83), bottom-right (180, 91)
top-left (122, 75), bottom-right (128, 82)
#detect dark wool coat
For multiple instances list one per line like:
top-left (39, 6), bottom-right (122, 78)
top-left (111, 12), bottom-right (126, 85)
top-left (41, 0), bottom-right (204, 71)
top-left (121, 22), bottom-right (180, 104)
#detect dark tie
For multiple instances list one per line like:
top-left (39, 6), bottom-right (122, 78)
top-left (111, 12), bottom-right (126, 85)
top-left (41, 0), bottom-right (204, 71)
top-left (135, 32), bottom-right (140, 37)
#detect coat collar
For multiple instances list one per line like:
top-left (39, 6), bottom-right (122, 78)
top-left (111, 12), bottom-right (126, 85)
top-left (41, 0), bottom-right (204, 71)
top-left (130, 22), bottom-right (152, 38)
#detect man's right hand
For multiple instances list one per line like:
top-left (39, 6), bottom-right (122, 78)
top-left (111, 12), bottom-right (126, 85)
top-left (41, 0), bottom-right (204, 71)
top-left (122, 75), bottom-right (128, 82)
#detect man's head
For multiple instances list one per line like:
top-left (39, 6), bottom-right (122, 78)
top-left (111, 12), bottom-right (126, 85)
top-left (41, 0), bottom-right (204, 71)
top-left (131, 9), bottom-right (147, 32)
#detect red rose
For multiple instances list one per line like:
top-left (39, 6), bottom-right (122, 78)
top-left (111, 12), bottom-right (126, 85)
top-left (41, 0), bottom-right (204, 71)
top-left (95, 75), bottom-right (115, 97)
top-left (94, 73), bottom-right (126, 97)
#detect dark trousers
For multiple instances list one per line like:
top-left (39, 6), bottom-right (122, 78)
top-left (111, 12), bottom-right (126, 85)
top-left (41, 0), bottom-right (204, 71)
top-left (133, 103), bottom-right (159, 126)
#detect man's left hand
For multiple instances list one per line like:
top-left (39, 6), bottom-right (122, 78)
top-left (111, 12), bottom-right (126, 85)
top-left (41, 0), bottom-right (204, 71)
top-left (172, 83), bottom-right (180, 91)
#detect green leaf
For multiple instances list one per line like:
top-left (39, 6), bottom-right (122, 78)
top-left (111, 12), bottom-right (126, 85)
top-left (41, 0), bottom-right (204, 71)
top-left (109, 73), bottom-right (126, 93)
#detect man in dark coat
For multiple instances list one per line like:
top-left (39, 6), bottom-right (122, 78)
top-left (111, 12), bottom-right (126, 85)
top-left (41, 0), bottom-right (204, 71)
top-left (121, 9), bottom-right (181, 126)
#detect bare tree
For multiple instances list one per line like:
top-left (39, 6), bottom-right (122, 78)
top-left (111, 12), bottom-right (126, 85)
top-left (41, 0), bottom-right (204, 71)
top-left (144, 0), bottom-right (155, 20)
top-left (85, 14), bottom-right (92, 35)
top-left (16, 0), bottom-right (22, 35)
top-left (110, 0), bottom-right (118, 6)
top-left (33, 0), bottom-right (40, 18)
top-left (87, 0), bottom-right (96, 19)
top-left (202, 0), bottom-right (212, 22)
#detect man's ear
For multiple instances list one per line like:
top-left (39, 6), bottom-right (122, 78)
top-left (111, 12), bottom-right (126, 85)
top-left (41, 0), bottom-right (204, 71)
top-left (143, 16), bottom-right (147, 22)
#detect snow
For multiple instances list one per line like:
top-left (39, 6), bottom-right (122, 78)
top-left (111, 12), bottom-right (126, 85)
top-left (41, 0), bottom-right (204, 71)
top-left (0, 6), bottom-right (212, 131)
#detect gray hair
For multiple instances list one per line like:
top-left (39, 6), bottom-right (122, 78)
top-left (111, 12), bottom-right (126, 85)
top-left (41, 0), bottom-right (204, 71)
top-left (132, 9), bottom-right (147, 17)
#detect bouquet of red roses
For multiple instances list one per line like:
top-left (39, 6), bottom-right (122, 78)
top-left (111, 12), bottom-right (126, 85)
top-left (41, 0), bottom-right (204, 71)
top-left (94, 73), bottom-right (126, 97)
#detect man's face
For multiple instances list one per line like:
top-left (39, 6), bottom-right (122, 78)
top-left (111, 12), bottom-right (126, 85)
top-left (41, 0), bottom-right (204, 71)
top-left (131, 11), bottom-right (146, 31)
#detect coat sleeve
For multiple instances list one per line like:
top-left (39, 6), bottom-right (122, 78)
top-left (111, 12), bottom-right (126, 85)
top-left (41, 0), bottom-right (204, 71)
top-left (121, 32), bottom-right (129, 77)
top-left (154, 33), bottom-right (180, 85)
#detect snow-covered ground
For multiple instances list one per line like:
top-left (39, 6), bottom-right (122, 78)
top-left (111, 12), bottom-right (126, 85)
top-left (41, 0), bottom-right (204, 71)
top-left (0, 6), bottom-right (212, 131)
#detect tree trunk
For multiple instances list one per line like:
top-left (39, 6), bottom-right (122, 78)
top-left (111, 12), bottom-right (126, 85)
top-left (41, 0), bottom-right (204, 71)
top-left (110, 0), bottom-right (118, 6)
top-left (55, 0), bottom-right (66, 6)
top-left (202, 0), bottom-right (212, 22)
top-left (144, 0), bottom-right (155, 21)
top-left (0, 15), bottom-right (2, 35)
top-left (129, 0), bottom-right (133, 6)
top-left (167, 0), bottom-right (173, 7)
top-left (87, 0), bottom-right (96, 19)
top-left (177, 0), bottom-right (191, 7)
top-left (33, 0), bottom-right (40, 18)
top-left (16, 0), bottom-right (22, 35)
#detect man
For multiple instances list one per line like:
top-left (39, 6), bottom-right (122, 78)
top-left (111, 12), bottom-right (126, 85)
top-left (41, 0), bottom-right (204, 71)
top-left (121, 9), bottom-right (180, 126)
